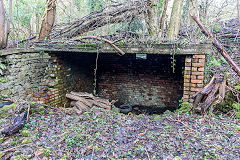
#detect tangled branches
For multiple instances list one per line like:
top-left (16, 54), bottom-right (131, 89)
top-left (50, 0), bottom-right (150, 39)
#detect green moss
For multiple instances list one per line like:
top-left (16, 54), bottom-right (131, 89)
top-left (59, 156), bottom-right (68, 160)
top-left (0, 151), bottom-right (5, 158)
top-left (13, 154), bottom-right (32, 160)
top-left (35, 105), bottom-right (45, 114)
top-left (232, 103), bottom-right (240, 111)
top-left (153, 115), bottom-right (162, 121)
top-left (216, 91), bottom-right (235, 113)
top-left (176, 101), bottom-right (191, 113)
top-left (163, 110), bottom-right (173, 116)
top-left (0, 119), bottom-right (6, 125)
top-left (21, 130), bottom-right (31, 137)
top-left (0, 137), bottom-right (5, 144)
top-left (48, 111), bottom-right (54, 115)
top-left (38, 147), bottom-right (53, 156)
top-left (235, 126), bottom-right (240, 131)
top-left (0, 77), bottom-right (8, 82)
top-left (11, 140), bottom-right (17, 145)
top-left (236, 112), bottom-right (240, 119)
top-left (76, 44), bottom-right (97, 50)
top-left (0, 103), bottom-right (17, 118)
top-left (21, 138), bottom-right (32, 144)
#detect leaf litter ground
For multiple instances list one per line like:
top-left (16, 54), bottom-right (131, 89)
top-left (0, 106), bottom-right (239, 159)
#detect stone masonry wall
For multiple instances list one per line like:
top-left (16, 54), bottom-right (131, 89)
top-left (0, 52), bottom-right (52, 102)
top-left (0, 52), bottom-right (95, 107)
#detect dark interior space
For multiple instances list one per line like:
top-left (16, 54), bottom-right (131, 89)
top-left (55, 52), bottom-right (97, 93)
top-left (54, 52), bottom-right (185, 114)
top-left (97, 53), bottom-right (185, 113)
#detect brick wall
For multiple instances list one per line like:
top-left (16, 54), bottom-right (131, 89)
top-left (97, 54), bottom-right (185, 109)
top-left (183, 54), bottom-right (205, 102)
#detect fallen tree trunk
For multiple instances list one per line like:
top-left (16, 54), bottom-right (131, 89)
top-left (50, 0), bottom-right (149, 39)
top-left (190, 15), bottom-right (240, 77)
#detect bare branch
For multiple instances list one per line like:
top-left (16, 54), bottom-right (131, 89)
top-left (190, 14), bottom-right (240, 77)
top-left (78, 36), bottom-right (125, 56)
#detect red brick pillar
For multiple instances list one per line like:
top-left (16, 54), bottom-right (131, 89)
top-left (183, 54), bottom-right (205, 102)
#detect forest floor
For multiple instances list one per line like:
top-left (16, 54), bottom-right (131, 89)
top-left (0, 106), bottom-right (240, 160)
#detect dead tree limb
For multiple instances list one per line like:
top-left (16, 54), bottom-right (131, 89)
top-left (191, 73), bottom-right (226, 114)
top-left (190, 15), bottom-right (240, 77)
top-left (79, 36), bottom-right (125, 55)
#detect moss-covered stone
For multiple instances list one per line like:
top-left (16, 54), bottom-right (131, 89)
top-left (0, 103), bottom-right (17, 118)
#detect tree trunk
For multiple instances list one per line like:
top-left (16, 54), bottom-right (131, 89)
top-left (38, 0), bottom-right (56, 40)
top-left (167, 0), bottom-right (183, 40)
top-left (6, 0), bottom-right (13, 46)
top-left (237, 0), bottom-right (240, 23)
top-left (159, 0), bottom-right (168, 36)
top-left (0, 0), bottom-right (6, 49)
top-left (145, 0), bottom-right (155, 36)
top-left (0, 0), bottom-right (12, 49)
top-left (189, 0), bottom-right (199, 25)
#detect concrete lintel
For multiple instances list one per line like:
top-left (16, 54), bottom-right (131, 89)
top-left (0, 42), bottom-right (212, 56)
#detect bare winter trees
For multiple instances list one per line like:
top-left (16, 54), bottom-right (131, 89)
top-left (0, 0), bottom-right (12, 49)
